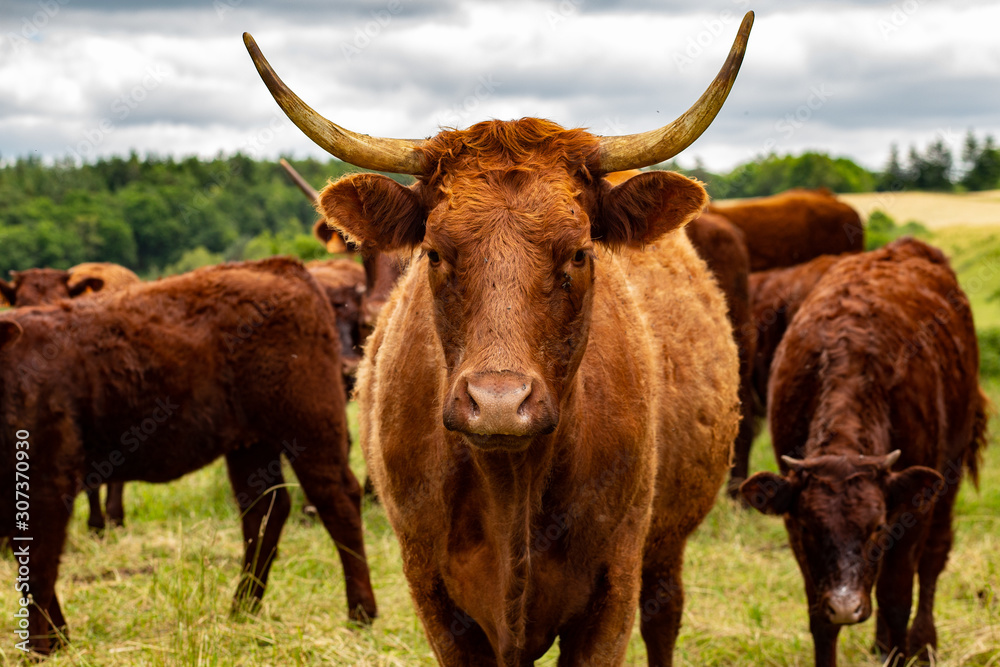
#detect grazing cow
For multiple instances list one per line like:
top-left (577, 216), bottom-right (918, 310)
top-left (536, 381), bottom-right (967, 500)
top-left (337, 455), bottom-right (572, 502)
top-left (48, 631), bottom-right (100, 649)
top-left (0, 258), bottom-right (377, 653)
top-left (607, 170), bottom-right (756, 496)
top-left (709, 188), bottom-right (863, 271)
top-left (748, 254), bottom-right (845, 413)
top-left (245, 11), bottom-right (750, 665)
top-left (0, 263), bottom-right (140, 530)
top-left (740, 238), bottom-right (989, 667)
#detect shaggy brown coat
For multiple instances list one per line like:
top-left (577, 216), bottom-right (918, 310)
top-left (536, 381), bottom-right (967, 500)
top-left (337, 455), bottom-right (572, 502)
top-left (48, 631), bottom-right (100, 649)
top-left (0, 263), bottom-right (140, 530)
top-left (305, 257), bottom-right (367, 386)
top-left (0, 258), bottom-right (376, 653)
top-left (709, 188), bottom-right (863, 271)
top-left (322, 119), bottom-right (740, 665)
top-left (748, 254), bottom-right (845, 412)
top-left (741, 238), bottom-right (989, 667)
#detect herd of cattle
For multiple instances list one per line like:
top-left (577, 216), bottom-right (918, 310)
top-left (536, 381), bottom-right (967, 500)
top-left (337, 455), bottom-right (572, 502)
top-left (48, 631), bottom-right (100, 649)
top-left (1, 14), bottom-right (990, 667)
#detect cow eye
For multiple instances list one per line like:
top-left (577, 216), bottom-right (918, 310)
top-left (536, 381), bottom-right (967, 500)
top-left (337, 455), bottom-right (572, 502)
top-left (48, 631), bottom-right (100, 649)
top-left (572, 249), bottom-right (587, 266)
top-left (427, 250), bottom-right (441, 266)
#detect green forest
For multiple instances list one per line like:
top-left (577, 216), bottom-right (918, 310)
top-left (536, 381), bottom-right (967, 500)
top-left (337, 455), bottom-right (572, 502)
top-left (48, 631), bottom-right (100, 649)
top-left (2, 131), bottom-right (998, 277)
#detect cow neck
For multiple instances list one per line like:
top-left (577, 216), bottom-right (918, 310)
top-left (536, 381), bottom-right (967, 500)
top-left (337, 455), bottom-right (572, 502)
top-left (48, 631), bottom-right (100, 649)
top-left (466, 433), bottom-right (557, 661)
top-left (807, 346), bottom-right (892, 458)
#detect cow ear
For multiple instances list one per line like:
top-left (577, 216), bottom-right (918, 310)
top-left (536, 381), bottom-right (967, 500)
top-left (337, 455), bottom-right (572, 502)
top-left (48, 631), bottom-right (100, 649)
top-left (0, 320), bottom-right (23, 349)
top-left (596, 171), bottom-right (707, 247)
top-left (318, 173), bottom-right (426, 253)
top-left (740, 471), bottom-right (798, 515)
top-left (312, 219), bottom-right (350, 254)
top-left (68, 276), bottom-right (104, 298)
top-left (887, 465), bottom-right (943, 513)
top-left (0, 279), bottom-right (15, 306)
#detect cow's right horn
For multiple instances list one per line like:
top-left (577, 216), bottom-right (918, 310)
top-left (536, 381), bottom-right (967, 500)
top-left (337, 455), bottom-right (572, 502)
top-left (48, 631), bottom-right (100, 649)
top-left (597, 11), bottom-right (754, 172)
top-left (244, 33), bottom-right (425, 175)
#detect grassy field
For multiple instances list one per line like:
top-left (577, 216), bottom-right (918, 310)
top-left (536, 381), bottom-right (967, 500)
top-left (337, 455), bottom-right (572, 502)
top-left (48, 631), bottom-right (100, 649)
top-left (2, 212), bottom-right (999, 665)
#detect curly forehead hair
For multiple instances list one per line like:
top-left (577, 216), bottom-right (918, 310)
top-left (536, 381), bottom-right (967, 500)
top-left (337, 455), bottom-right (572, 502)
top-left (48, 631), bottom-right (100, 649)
top-left (415, 118), bottom-right (603, 192)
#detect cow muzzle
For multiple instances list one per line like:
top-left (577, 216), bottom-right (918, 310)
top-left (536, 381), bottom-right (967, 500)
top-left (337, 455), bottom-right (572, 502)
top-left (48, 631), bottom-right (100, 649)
top-left (822, 586), bottom-right (871, 625)
top-left (443, 371), bottom-right (558, 449)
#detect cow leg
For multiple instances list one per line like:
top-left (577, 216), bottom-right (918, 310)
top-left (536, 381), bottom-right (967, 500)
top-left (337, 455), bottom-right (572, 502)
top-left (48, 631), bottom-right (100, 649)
top-left (26, 487), bottom-right (73, 653)
top-left (286, 442), bottom-right (377, 623)
top-left (908, 488), bottom-right (957, 660)
top-left (406, 569), bottom-right (497, 666)
top-left (639, 546), bottom-right (686, 667)
top-left (225, 446), bottom-right (291, 614)
top-left (874, 522), bottom-right (926, 665)
top-left (105, 483), bottom-right (125, 527)
top-left (809, 614), bottom-right (842, 667)
top-left (86, 487), bottom-right (105, 531)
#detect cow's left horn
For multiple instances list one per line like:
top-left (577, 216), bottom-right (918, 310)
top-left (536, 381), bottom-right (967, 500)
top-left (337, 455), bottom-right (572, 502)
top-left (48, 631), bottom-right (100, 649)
top-left (597, 11), bottom-right (754, 172)
top-left (243, 33), bottom-right (425, 174)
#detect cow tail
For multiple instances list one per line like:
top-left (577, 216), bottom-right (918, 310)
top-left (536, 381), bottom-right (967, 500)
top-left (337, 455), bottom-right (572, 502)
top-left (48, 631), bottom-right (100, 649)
top-left (966, 386), bottom-right (991, 490)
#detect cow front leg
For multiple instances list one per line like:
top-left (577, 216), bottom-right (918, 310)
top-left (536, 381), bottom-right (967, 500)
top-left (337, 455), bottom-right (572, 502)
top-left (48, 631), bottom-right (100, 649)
top-left (105, 482), bottom-right (125, 527)
top-left (225, 445), bottom-right (291, 614)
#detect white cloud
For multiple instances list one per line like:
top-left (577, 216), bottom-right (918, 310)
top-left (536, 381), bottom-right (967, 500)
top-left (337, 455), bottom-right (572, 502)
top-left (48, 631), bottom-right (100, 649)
top-left (1, 0), bottom-right (998, 172)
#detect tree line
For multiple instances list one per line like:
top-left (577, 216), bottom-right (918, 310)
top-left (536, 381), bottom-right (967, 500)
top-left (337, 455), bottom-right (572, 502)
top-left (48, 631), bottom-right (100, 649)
top-left (2, 132), bottom-right (998, 277)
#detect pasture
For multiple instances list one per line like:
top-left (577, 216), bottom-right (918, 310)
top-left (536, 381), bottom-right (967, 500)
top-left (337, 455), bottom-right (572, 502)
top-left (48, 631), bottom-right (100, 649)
top-left (2, 213), bottom-right (999, 666)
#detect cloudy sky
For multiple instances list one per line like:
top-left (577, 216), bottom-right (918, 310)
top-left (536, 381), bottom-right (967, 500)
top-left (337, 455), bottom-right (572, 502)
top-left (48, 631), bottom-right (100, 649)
top-left (2, 0), bottom-right (999, 172)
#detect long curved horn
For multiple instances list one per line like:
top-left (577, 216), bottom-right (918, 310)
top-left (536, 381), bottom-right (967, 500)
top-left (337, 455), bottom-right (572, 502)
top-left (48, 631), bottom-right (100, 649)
top-left (243, 33), bottom-right (425, 174)
top-left (598, 11), bottom-right (754, 172)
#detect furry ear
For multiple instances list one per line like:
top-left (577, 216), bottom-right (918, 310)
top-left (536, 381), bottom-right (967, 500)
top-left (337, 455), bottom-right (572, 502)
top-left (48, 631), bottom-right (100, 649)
top-left (740, 471), bottom-right (798, 515)
top-left (0, 320), bottom-right (23, 350)
top-left (0, 279), bottom-right (15, 306)
top-left (67, 276), bottom-right (104, 298)
top-left (596, 171), bottom-right (707, 247)
top-left (318, 173), bottom-right (426, 253)
top-left (887, 465), bottom-right (944, 514)
top-left (312, 219), bottom-right (350, 254)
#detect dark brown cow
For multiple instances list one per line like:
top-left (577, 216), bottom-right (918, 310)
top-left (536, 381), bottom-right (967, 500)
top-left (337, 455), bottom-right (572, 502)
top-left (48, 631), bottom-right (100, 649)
top-left (0, 268), bottom-right (104, 307)
top-left (0, 258), bottom-right (376, 653)
top-left (740, 238), bottom-right (989, 667)
top-left (305, 257), bottom-right (366, 388)
top-left (606, 170), bottom-right (756, 496)
top-left (0, 263), bottom-right (140, 531)
top-left (748, 253), bottom-right (845, 412)
top-left (245, 12), bottom-right (751, 666)
top-left (709, 188), bottom-right (863, 271)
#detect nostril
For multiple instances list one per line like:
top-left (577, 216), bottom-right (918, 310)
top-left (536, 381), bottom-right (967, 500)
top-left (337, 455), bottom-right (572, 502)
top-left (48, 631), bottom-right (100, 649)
top-left (853, 604), bottom-right (863, 618)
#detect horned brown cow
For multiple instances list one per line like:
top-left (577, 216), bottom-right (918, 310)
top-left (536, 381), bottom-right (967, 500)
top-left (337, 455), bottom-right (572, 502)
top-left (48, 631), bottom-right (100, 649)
top-left (245, 12), bottom-right (751, 666)
top-left (740, 238), bottom-right (989, 667)
top-left (709, 187), bottom-right (863, 271)
top-left (0, 258), bottom-right (376, 653)
top-left (747, 253), bottom-right (845, 413)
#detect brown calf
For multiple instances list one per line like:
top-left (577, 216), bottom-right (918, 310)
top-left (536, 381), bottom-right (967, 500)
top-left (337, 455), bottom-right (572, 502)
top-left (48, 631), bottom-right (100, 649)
top-left (245, 11), bottom-right (751, 664)
top-left (709, 187), bottom-right (863, 271)
top-left (0, 258), bottom-right (376, 653)
top-left (741, 238), bottom-right (989, 667)
top-left (0, 263), bottom-right (140, 531)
